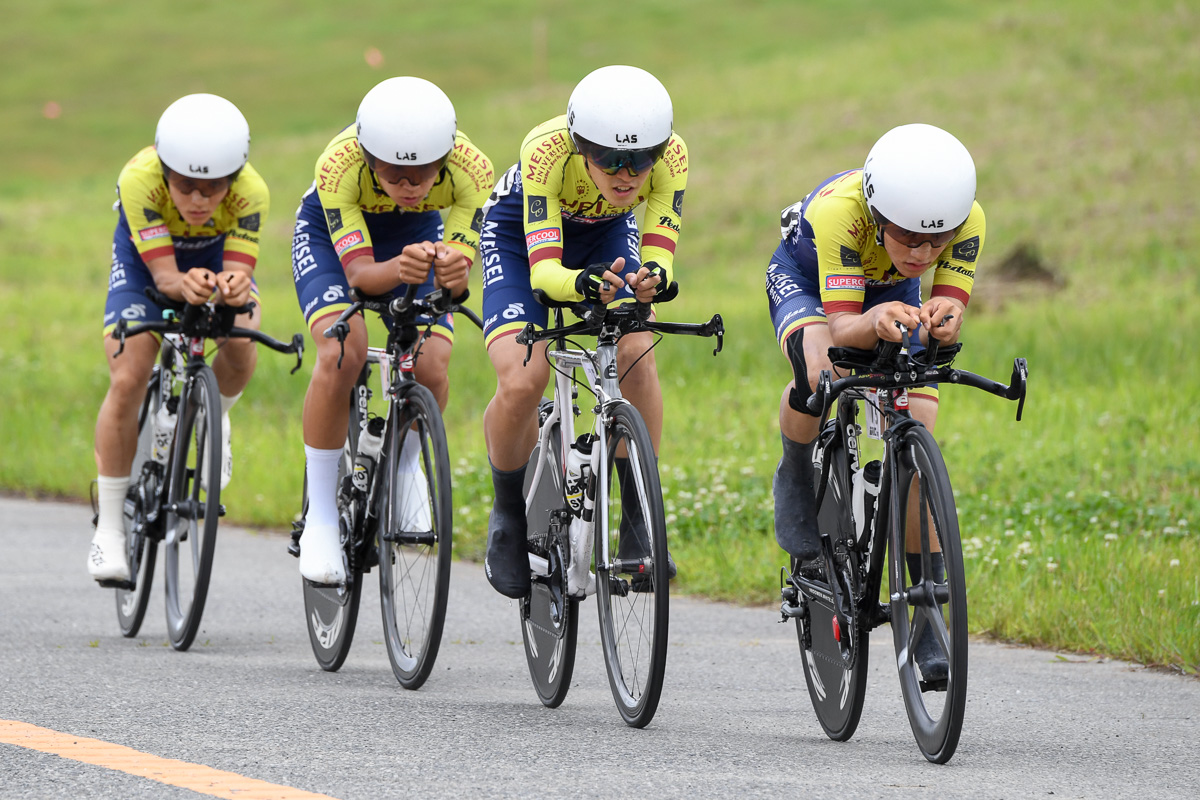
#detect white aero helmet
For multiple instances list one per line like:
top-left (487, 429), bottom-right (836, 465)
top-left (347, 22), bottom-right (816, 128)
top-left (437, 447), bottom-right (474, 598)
top-left (155, 94), bottom-right (250, 179)
top-left (861, 123), bottom-right (976, 234)
top-left (568, 65), bottom-right (673, 175)
top-left (356, 77), bottom-right (457, 166)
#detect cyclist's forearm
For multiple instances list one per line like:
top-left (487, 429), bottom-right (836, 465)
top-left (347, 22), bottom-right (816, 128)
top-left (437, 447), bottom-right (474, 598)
top-left (827, 311), bottom-right (883, 349)
top-left (344, 255), bottom-right (407, 296)
top-left (145, 256), bottom-right (187, 302)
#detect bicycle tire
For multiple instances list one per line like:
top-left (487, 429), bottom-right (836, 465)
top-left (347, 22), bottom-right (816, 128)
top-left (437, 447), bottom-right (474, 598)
top-left (796, 425), bottom-right (869, 741)
top-left (520, 417), bottom-right (579, 708)
top-left (115, 365), bottom-right (163, 637)
top-left (378, 385), bottom-right (453, 690)
top-left (302, 380), bottom-right (364, 672)
top-left (595, 402), bottom-right (669, 728)
top-left (887, 424), bottom-right (967, 764)
top-left (163, 366), bottom-right (222, 651)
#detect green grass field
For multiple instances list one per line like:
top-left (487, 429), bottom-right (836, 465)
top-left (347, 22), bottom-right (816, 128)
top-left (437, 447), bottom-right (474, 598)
top-left (1, 0), bottom-right (1196, 673)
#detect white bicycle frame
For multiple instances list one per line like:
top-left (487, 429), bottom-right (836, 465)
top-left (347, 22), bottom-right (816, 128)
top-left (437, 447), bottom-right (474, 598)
top-left (523, 331), bottom-right (630, 585)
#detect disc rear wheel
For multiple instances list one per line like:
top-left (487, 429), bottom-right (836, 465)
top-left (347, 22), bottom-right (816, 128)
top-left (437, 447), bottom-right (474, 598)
top-left (796, 429), bottom-right (869, 741)
top-left (520, 418), bottom-right (578, 708)
top-left (116, 368), bottom-right (163, 637)
top-left (302, 383), bottom-right (364, 672)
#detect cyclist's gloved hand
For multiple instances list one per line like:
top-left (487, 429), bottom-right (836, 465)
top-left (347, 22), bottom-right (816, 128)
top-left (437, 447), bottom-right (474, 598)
top-left (640, 261), bottom-right (679, 302)
top-left (576, 262), bottom-right (613, 304)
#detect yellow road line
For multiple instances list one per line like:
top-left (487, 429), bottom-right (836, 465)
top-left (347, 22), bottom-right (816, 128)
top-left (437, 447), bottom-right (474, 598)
top-left (0, 719), bottom-right (338, 800)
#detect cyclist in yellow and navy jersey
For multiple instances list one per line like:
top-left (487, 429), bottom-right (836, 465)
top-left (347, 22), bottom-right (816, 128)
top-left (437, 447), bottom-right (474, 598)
top-left (292, 77), bottom-right (494, 586)
top-left (479, 65), bottom-right (687, 599)
top-left (767, 123), bottom-right (985, 682)
top-left (90, 94), bottom-right (268, 583)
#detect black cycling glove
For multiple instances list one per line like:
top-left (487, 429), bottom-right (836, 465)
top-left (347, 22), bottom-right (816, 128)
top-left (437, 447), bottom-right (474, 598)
top-left (641, 261), bottom-right (678, 302)
top-left (575, 262), bottom-right (612, 303)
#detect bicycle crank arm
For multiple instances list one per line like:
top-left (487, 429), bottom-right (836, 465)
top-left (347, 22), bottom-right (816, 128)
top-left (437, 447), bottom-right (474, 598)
top-left (380, 530), bottom-right (436, 546)
top-left (527, 552), bottom-right (550, 578)
top-left (166, 500), bottom-right (226, 521)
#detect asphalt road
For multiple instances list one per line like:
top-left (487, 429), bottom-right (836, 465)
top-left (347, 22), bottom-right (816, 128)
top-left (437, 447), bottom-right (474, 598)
top-left (1, 496), bottom-right (1196, 799)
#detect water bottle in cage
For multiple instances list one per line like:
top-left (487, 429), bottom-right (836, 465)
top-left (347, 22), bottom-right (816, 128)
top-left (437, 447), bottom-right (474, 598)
top-left (152, 396), bottom-right (178, 465)
top-left (564, 434), bottom-right (595, 520)
top-left (353, 416), bottom-right (386, 493)
top-left (852, 459), bottom-right (882, 539)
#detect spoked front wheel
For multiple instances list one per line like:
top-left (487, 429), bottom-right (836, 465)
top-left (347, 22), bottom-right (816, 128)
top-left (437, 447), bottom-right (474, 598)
top-left (796, 427), bottom-right (869, 741)
top-left (162, 367), bottom-right (222, 651)
top-left (378, 385), bottom-right (453, 690)
top-left (116, 368), bottom-right (163, 637)
top-left (888, 425), bottom-right (968, 763)
top-left (302, 386), bottom-right (363, 672)
top-left (520, 417), bottom-right (579, 708)
top-left (596, 403), bottom-right (669, 728)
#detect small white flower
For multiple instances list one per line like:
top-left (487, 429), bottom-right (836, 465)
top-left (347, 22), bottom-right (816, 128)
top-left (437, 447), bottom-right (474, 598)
top-left (1065, 490), bottom-right (1075, 500)
top-left (1105, 533), bottom-right (1119, 541)
top-left (1090, 516), bottom-right (1100, 525)
top-left (1158, 589), bottom-right (1166, 598)
top-left (1164, 527), bottom-right (1178, 535)
top-left (1046, 562), bottom-right (1058, 572)
top-left (1169, 559), bottom-right (1180, 568)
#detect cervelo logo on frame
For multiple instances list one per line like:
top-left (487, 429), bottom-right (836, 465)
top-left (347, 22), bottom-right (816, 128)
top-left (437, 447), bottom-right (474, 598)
top-left (826, 275), bottom-right (865, 291)
top-left (138, 225), bottom-right (170, 241)
top-left (524, 228), bottom-right (560, 248)
top-left (334, 230), bottom-right (365, 255)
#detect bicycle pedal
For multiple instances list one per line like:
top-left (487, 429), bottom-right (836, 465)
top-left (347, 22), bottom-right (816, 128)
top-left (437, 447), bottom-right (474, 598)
top-left (919, 678), bottom-right (948, 693)
top-left (286, 541), bottom-right (300, 558)
top-left (97, 579), bottom-right (135, 591)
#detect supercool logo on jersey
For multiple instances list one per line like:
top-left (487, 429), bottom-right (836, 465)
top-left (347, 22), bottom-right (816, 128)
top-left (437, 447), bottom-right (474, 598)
top-left (334, 230), bottom-right (365, 255)
top-left (138, 225), bottom-right (170, 241)
top-left (826, 275), bottom-right (865, 291)
top-left (525, 228), bottom-right (560, 248)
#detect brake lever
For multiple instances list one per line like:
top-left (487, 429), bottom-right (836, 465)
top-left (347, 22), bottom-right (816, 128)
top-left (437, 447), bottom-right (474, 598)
top-left (706, 314), bottom-right (725, 355)
top-left (323, 320), bottom-right (350, 369)
top-left (113, 319), bottom-right (128, 358)
top-left (290, 334), bottom-right (305, 375)
top-left (518, 322), bottom-right (536, 366)
top-left (1011, 358), bottom-right (1028, 421)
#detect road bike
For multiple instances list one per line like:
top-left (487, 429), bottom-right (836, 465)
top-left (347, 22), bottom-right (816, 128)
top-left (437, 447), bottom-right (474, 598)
top-left (289, 285), bottom-right (481, 689)
top-left (98, 288), bottom-right (304, 651)
top-left (780, 323), bottom-right (1026, 762)
top-left (513, 290), bottom-right (723, 727)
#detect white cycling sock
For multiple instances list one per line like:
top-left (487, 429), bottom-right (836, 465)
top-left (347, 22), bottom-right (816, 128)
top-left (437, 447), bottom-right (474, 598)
top-left (400, 429), bottom-right (421, 473)
top-left (219, 391), bottom-right (242, 417)
top-left (304, 445), bottom-right (343, 529)
top-left (96, 475), bottom-right (130, 533)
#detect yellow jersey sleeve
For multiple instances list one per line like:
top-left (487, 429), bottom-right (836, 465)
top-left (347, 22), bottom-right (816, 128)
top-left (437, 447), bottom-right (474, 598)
top-left (930, 202), bottom-right (985, 306)
top-left (116, 146), bottom-right (269, 267)
top-left (313, 127), bottom-right (493, 268)
top-left (439, 133), bottom-right (495, 266)
top-left (220, 163), bottom-right (269, 268)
